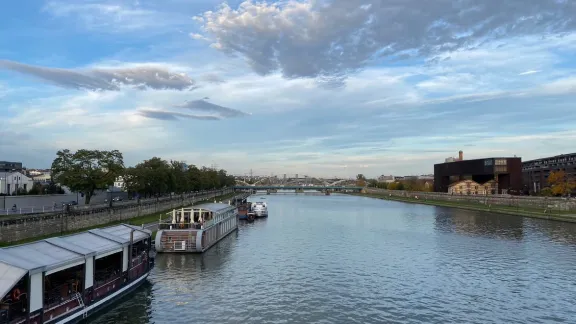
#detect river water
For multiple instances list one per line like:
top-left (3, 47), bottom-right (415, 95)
top-left (88, 193), bottom-right (576, 324)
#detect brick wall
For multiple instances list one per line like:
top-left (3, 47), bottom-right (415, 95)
top-left (0, 189), bottom-right (234, 243)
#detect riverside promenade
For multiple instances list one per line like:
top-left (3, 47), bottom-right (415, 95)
top-left (0, 188), bottom-right (236, 244)
top-left (360, 188), bottom-right (576, 222)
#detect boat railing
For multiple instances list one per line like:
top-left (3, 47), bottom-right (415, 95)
top-left (1, 297), bottom-right (27, 323)
top-left (43, 280), bottom-right (81, 310)
top-left (158, 222), bottom-right (202, 230)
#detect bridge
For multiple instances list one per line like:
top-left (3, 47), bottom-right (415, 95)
top-left (233, 185), bottom-right (364, 192)
top-left (235, 177), bottom-right (357, 187)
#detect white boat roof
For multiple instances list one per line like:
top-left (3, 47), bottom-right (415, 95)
top-left (0, 241), bottom-right (84, 273)
top-left (92, 224), bottom-right (152, 245)
top-left (0, 223), bottom-right (151, 299)
top-left (0, 261), bottom-right (27, 303)
top-left (194, 203), bottom-right (235, 213)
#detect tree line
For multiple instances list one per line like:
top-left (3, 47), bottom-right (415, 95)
top-left (357, 173), bottom-right (433, 192)
top-left (51, 149), bottom-right (236, 204)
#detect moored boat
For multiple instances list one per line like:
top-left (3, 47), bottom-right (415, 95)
top-left (155, 203), bottom-right (238, 253)
top-left (249, 201), bottom-right (268, 218)
top-left (0, 224), bottom-right (154, 324)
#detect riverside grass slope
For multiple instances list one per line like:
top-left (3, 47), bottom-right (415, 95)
top-left (0, 192), bottom-right (237, 247)
top-left (351, 191), bottom-right (576, 223)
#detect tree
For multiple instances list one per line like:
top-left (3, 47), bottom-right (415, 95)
top-left (367, 179), bottom-right (378, 187)
top-left (51, 149), bottom-right (124, 204)
top-left (547, 170), bottom-right (576, 196)
top-left (356, 174), bottom-right (366, 187)
top-left (123, 158), bottom-right (236, 199)
top-left (28, 182), bottom-right (45, 195)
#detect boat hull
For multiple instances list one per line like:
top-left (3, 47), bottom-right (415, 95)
top-left (53, 272), bottom-right (150, 324)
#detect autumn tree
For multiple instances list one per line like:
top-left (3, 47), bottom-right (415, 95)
top-left (356, 174), bottom-right (367, 187)
top-left (547, 170), bottom-right (576, 196)
top-left (51, 149), bottom-right (124, 204)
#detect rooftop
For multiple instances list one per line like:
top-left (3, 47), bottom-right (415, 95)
top-left (0, 224), bottom-right (151, 299)
top-left (194, 203), bottom-right (235, 213)
top-left (0, 224), bottom-right (151, 289)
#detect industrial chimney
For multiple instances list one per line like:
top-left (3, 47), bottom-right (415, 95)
top-left (458, 150), bottom-right (463, 161)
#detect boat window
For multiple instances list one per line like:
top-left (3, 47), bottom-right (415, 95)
top-left (44, 264), bottom-right (85, 309)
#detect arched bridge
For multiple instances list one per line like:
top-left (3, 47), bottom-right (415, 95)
top-left (233, 185), bottom-right (364, 192)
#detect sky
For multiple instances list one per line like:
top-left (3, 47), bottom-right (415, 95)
top-left (1, 0), bottom-right (576, 178)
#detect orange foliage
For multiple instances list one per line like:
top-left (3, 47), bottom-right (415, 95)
top-left (547, 170), bottom-right (576, 196)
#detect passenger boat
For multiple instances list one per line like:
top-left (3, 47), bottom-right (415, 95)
top-left (249, 201), bottom-right (268, 218)
top-left (155, 203), bottom-right (238, 253)
top-left (0, 224), bottom-right (155, 324)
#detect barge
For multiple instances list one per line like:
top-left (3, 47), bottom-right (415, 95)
top-left (155, 203), bottom-right (238, 253)
top-left (0, 224), bottom-right (154, 324)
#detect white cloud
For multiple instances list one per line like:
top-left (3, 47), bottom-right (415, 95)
top-left (197, 0), bottom-right (576, 84)
top-left (519, 70), bottom-right (541, 76)
top-left (0, 60), bottom-right (198, 91)
top-left (42, 0), bottom-right (190, 33)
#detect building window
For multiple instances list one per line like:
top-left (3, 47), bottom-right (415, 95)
top-left (495, 159), bottom-right (507, 165)
top-left (484, 159), bottom-right (493, 166)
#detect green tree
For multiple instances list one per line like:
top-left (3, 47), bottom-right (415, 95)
top-left (28, 182), bottom-right (44, 195)
top-left (51, 149), bottom-right (124, 204)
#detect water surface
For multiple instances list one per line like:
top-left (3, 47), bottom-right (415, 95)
top-left (89, 193), bottom-right (576, 324)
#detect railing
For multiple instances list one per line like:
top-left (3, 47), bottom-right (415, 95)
top-left (158, 222), bottom-right (201, 230)
top-left (0, 189), bottom-right (230, 216)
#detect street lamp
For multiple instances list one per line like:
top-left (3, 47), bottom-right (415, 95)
top-left (1, 177), bottom-right (5, 210)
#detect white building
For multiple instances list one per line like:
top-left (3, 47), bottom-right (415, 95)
top-left (113, 176), bottom-right (126, 191)
top-left (0, 171), bottom-right (34, 194)
top-left (32, 173), bottom-right (52, 183)
top-left (377, 175), bottom-right (395, 183)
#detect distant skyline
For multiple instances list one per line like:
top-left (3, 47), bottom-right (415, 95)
top-left (2, 1), bottom-right (576, 177)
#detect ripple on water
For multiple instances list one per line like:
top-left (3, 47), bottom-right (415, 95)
top-left (88, 194), bottom-right (576, 324)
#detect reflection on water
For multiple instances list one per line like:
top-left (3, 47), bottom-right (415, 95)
top-left (96, 194), bottom-right (576, 324)
top-left (85, 283), bottom-right (152, 324)
top-left (434, 207), bottom-right (525, 241)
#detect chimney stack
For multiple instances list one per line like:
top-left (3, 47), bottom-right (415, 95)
top-left (458, 150), bottom-right (463, 161)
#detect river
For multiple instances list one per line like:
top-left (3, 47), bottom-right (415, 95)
top-left (88, 192), bottom-right (576, 324)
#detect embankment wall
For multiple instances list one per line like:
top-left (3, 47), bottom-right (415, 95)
top-left (365, 188), bottom-right (576, 212)
top-left (0, 189), bottom-right (233, 243)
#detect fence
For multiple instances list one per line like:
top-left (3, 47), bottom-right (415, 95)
top-left (365, 188), bottom-right (576, 212)
top-left (0, 188), bottom-right (234, 243)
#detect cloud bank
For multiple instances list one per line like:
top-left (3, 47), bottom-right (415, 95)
top-left (197, 0), bottom-right (576, 83)
top-left (0, 60), bottom-right (197, 91)
top-left (137, 109), bottom-right (221, 121)
top-left (176, 99), bottom-right (250, 118)
top-left (137, 99), bottom-right (250, 121)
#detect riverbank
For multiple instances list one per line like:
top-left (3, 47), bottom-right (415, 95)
top-left (0, 192), bottom-right (238, 247)
top-left (351, 192), bottom-right (576, 223)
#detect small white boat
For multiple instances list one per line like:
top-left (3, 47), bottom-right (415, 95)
top-left (249, 201), bottom-right (268, 218)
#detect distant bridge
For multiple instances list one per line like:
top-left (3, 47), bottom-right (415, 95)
top-left (233, 185), bottom-right (364, 192)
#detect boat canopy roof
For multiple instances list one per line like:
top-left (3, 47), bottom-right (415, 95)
top-left (194, 203), bottom-right (235, 213)
top-left (0, 223), bottom-right (151, 299)
top-left (0, 261), bottom-right (27, 302)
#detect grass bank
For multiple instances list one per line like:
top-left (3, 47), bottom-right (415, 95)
top-left (350, 192), bottom-right (576, 223)
top-left (0, 192), bottom-right (238, 247)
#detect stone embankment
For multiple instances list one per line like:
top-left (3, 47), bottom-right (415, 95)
top-left (361, 188), bottom-right (576, 222)
top-left (0, 188), bottom-right (234, 243)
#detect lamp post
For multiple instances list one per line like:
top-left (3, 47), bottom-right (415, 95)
top-left (1, 177), bottom-right (5, 210)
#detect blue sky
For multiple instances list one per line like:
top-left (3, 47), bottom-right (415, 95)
top-left (1, 0), bottom-right (576, 178)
